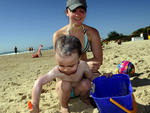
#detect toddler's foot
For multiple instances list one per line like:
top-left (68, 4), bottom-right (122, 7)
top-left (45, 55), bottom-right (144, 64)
top-left (60, 107), bottom-right (70, 113)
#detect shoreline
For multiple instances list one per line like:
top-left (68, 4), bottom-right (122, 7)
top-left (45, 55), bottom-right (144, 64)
top-left (0, 49), bottom-right (53, 56)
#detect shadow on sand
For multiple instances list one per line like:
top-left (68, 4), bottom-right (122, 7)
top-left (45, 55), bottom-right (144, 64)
top-left (131, 73), bottom-right (150, 87)
top-left (137, 103), bottom-right (150, 113)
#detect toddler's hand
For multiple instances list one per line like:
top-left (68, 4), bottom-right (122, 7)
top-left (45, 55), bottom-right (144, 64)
top-left (29, 108), bottom-right (39, 113)
top-left (28, 101), bottom-right (39, 113)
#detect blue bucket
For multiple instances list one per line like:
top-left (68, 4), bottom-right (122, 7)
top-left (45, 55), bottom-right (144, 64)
top-left (90, 74), bottom-right (133, 113)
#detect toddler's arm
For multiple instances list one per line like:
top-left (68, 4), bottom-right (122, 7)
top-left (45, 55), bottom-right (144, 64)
top-left (30, 69), bottom-right (57, 112)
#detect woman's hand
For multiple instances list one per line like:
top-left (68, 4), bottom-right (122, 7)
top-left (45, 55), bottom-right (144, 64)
top-left (87, 61), bottom-right (100, 73)
top-left (102, 73), bottom-right (113, 77)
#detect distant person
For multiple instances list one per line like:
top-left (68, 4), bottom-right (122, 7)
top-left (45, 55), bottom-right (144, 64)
top-left (53, 0), bottom-right (103, 76)
top-left (14, 46), bottom-right (18, 54)
top-left (32, 45), bottom-right (43, 58)
top-left (29, 35), bottom-right (94, 113)
top-left (117, 39), bottom-right (122, 45)
top-left (28, 47), bottom-right (33, 51)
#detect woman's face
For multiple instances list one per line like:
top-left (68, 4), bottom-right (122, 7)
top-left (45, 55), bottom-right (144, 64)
top-left (66, 7), bottom-right (86, 25)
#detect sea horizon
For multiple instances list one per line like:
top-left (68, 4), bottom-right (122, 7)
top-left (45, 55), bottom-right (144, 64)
top-left (0, 47), bottom-right (53, 56)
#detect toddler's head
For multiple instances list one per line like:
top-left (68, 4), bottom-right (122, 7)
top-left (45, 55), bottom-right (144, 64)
top-left (55, 35), bottom-right (82, 75)
top-left (55, 35), bottom-right (82, 57)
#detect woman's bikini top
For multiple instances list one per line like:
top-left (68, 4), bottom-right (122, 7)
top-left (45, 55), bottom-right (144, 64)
top-left (67, 25), bottom-right (90, 53)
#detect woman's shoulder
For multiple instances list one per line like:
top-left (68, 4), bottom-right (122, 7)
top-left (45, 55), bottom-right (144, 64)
top-left (53, 25), bottom-right (68, 38)
top-left (84, 24), bottom-right (99, 32)
top-left (83, 24), bottom-right (100, 39)
top-left (54, 25), bottom-right (67, 35)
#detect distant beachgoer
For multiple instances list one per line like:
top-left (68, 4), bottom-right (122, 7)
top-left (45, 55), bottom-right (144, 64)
top-left (14, 46), bottom-right (18, 54)
top-left (28, 47), bottom-right (33, 51)
top-left (53, 0), bottom-right (103, 76)
top-left (32, 45), bottom-right (43, 58)
top-left (117, 39), bottom-right (122, 45)
top-left (29, 35), bottom-right (94, 113)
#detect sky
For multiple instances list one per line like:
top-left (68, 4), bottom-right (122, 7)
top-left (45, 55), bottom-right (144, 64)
top-left (0, 0), bottom-right (150, 53)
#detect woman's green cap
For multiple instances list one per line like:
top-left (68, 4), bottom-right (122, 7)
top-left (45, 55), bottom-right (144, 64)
top-left (66, 0), bottom-right (87, 11)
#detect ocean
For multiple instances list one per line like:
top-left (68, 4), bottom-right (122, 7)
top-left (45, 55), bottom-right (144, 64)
top-left (0, 50), bottom-right (33, 56)
top-left (0, 47), bottom-right (53, 56)
top-left (0, 45), bottom-right (53, 56)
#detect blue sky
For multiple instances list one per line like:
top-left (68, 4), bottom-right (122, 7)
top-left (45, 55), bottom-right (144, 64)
top-left (0, 0), bottom-right (150, 53)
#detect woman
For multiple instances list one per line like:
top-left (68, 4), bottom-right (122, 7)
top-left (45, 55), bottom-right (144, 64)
top-left (53, 0), bottom-right (103, 75)
top-left (32, 45), bottom-right (43, 58)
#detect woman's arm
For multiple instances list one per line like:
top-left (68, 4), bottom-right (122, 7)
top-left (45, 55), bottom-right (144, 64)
top-left (82, 61), bottom-right (94, 81)
top-left (88, 28), bottom-right (103, 63)
top-left (86, 27), bottom-right (103, 72)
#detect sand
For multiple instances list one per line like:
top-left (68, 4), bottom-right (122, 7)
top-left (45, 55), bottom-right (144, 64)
top-left (0, 40), bottom-right (150, 113)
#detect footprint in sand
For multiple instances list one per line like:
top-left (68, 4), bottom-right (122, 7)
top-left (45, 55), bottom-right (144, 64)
top-left (11, 82), bottom-right (21, 86)
top-left (18, 93), bottom-right (27, 101)
top-left (16, 111), bottom-right (20, 113)
top-left (20, 95), bottom-right (27, 101)
top-left (17, 75), bottom-right (21, 77)
top-left (43, 103), bottom-right (50, 107)
top-left (36, 69), bottom-right (41, 75)
top-left (9, 99), bottom-right (14, 102)
top-left (18, 93), bottom-right (23, 96)
top-left (41, 89), bottom-right (49, 93)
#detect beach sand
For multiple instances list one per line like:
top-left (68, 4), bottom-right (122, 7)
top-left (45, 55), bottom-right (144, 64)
top-left (0, 40), bottom-right (150, 113)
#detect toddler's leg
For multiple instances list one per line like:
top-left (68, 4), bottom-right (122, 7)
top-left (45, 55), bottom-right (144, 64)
top-left (74, 79), bottom-right (91, 105)
top-left (56, 81), bottom-right (71, 113)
